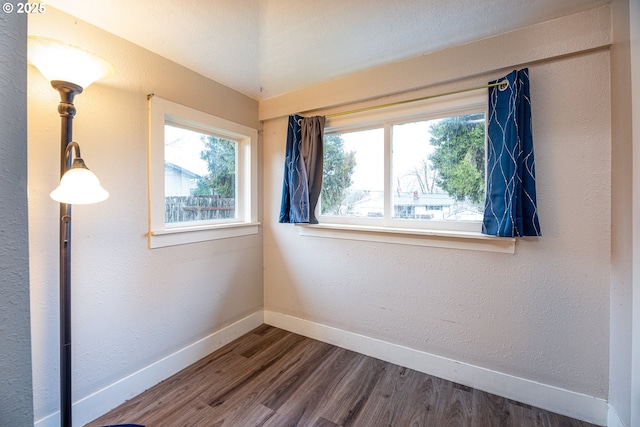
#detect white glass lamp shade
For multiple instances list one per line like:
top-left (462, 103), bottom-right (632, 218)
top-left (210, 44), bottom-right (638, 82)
top-left (50, 158), bottom-right (109, 204)
top-left (28, 36), bottom-right (116, 89)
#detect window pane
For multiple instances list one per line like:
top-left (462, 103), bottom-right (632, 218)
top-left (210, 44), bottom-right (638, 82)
top-left (392, 113), bottom-right (485, 222)
top-left (164, 124), bottom-right (237, 224)
top-left (321, 128), bottom-right (384, 217)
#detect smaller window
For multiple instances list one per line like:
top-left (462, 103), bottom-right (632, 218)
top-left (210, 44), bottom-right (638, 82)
top-left (148, 96), bottom-right (258, 248)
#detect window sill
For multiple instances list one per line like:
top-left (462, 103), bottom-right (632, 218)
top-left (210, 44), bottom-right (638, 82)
top-left (296, 223), bottom-right (515, 254)
top-left (149, 222), bottom-right (260, 249)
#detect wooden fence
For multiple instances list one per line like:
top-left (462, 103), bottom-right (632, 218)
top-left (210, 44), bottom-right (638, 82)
top-left (165, 195), bottom-right (235, 223)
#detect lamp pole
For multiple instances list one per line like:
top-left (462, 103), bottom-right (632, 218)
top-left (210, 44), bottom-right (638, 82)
top-left (53, 79), bottom-right (83, 427)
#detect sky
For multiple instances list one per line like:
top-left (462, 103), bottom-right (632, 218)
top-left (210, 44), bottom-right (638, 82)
top-left (164, 124), bottom-right (210, 177)
top-left (338, 120), bottom-right (435, 193)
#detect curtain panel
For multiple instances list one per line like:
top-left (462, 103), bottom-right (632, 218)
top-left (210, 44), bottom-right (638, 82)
top-left (482, 68), bottom-right (541, 237)
top-left (279, 115), bottom-right (325, 224)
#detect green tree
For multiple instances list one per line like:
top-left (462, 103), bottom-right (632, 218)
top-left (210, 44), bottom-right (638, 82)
top-left (191, 178), bottom-right (214, 196)
top-left (194, 135), bottom-right (236, 198)
top-left (321, 135), bottom-right (356, 214)
top-left (428, 113), bottom-right (485, 203)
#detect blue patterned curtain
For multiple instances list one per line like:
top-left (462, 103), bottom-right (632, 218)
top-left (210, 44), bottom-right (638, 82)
top-left (279, 114), bottom-right (325, 224)
top-left (482, 69), bottom-right (541, 237)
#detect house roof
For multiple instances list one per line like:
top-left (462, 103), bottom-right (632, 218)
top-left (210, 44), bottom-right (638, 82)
top-left (164, 162), bottom-right (202, 179)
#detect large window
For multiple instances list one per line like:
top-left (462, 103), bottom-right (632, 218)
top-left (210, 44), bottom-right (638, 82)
top-left (148, 96), bottom-right (258, 248)
top-left (318, 89), bottom-right (488, 233)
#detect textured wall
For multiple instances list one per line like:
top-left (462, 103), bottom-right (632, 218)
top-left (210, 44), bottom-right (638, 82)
top-left (0, 11), bottom-right (34, 427)
top-left (263, 13), bottom-right (612, 401)
top-left (28, 8), bottom-right (262, 424)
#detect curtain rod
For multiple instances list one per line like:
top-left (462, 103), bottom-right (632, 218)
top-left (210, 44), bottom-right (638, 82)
top-left (321, 80), bottom-right (508, 119)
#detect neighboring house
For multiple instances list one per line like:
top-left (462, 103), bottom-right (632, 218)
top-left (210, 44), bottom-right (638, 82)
top-left (347, 191), bottom-right (384, 217)
top-left (347, 190), bottom-right (482, 221)
top-left (393, 192), bottom-right (482, 220)
top-left (164, 161), bottom-right (202, 197)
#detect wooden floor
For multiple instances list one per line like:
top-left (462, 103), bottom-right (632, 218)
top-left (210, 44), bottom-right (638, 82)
top-left (86, 325), bottom-right (599, 427)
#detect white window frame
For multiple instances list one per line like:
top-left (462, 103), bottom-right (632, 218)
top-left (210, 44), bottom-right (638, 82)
top-left (148, 96), bottom-right (259, 248)
top-left (300, 89), bottom-right (515, 253)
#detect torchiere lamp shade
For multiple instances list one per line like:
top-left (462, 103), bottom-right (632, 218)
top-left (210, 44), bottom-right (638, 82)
top-left (27, 36), bottom-right (116, 88)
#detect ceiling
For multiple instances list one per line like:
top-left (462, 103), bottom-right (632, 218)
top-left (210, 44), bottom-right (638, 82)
top-left (45, 0), bottom-right (609, 101)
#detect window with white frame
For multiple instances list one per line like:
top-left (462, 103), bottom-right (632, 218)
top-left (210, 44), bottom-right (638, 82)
top-left (317, 89), bottom-right (488, 234)
top-left (148, 96), bottom-right (258, 248)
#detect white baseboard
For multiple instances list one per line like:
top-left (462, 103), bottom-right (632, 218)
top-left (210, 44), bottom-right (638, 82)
top-left (264, 310), bottom-right (608, 427)
top-left (34, 310), bottom-right (264, 427)
top-left (608, 404), bottom-right (628, 427)
top-left (34, 310), bottom-right (609, 427)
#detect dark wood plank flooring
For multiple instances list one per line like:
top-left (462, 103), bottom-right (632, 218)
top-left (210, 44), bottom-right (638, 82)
top-left (85, 325), bottom-right (600, 427)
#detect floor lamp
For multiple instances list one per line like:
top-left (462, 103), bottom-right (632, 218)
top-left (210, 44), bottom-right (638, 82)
top-left (28, 36), bottom-right (144, 427)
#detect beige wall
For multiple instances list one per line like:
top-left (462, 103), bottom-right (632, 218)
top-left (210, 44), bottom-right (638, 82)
top-left (263, 7), bottom-right (612, 424)
top-left (28, 8), bottom-right (263, 425)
